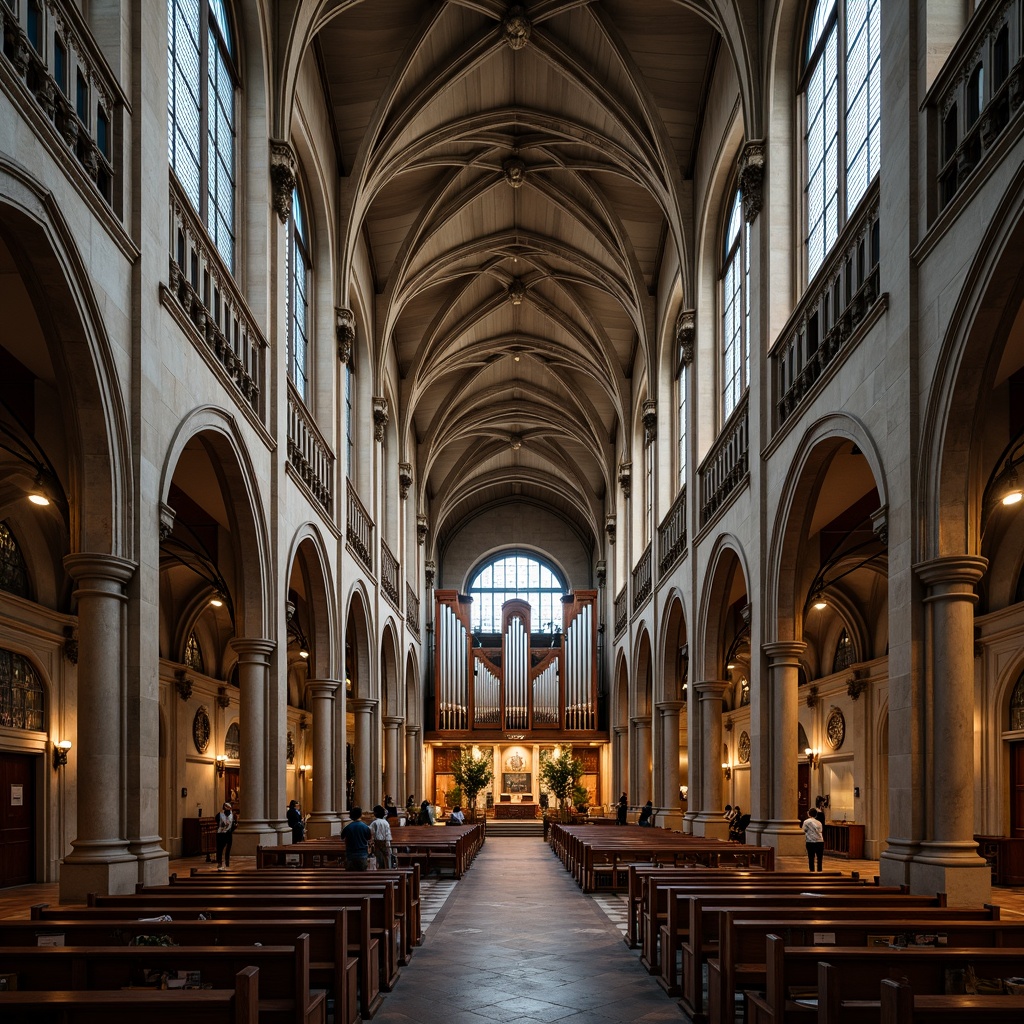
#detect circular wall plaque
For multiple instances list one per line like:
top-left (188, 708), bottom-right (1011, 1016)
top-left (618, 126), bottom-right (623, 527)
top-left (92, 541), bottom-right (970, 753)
top-left (192, 705), bottom-right (211, 754)
top-left (826, 706), bottom-right (846, 750)
top-left (738, 730), bottom-right (751, 764)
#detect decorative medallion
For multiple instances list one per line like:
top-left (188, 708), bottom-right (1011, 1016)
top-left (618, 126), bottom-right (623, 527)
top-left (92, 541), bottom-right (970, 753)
top-left (507, 752), bottom-right (524, 771)
top-left (192, 705), bottom-right (211, 754)
top-left (738, 730), bottom-right (751, 764)
top-left (826, 706), bottom-right (846, 750)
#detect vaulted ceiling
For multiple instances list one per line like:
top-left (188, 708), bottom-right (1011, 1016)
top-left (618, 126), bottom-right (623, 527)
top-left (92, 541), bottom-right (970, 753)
top-left (311, 0), bottom-right (721, 552)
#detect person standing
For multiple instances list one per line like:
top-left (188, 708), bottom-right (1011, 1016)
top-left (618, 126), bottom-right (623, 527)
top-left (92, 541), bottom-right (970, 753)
top-left (215, 801), bottom-right (234, 870)
top-left (370, 804), bottom-right (394, 868)
top-left (287, 799), bottom-right (304, 843)
top-left (616, 792), bottom-right (628, 825)
top-left (341, 806), bottom-right (372, 870)
top-left (802, 810), bottom-right (825, 871)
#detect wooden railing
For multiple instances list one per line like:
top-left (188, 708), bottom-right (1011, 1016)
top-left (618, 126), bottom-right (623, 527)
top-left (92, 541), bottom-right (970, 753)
top-left (930, 0), bottom-right (1024, 212)
top-left (381, 539), bottom-right (400, 610)
top-left (286, 383), bottom-right (334, 514)
top-left (632, 543), bottom-right (652, 612)
top-left (658, 487), bottom-right (687, 576)
top-left (698, 393), bottom-right (749, 526)
top-left (168, 178), bottom-right (266, 422)
top-left (614, 586), bottom-right (628, 639)
top-left (771, 180), bottom-right (881, 431)
top-left (406, 583), bottom-right (420, 639)
top-left (346, 479), bottom-right (374, 574)
top-left (1, 0), bottom-right (123, 211)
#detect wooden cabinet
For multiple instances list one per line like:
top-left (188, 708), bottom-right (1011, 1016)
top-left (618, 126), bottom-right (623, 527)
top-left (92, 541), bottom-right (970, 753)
top-left (975, 834), bottom-right (1024, 885)
top-left (823, 822), bottom-right (865, 859)
top-left (182, 816), bottom-right (217, 859)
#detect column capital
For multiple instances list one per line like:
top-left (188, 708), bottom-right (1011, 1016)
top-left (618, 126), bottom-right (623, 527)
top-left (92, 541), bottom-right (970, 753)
top-left (63, 552), bottom-right (137, 587)
top-left (229, 637), bottom-right (276, 663)
top-left (656, 700), bottom-right (686, 715)
top-left (914, 555), bottom-right (988, 594)
top-left (349, 697), bottom-right (379, 713)
top-left (631, 716), bottom-right (652, 730)
top-left (614, 725), bottom-right (628, 737)
top-left (306, 678), bottom-right (341, 698)
top-left (405, 724), bottom-right (421, 737)
top-left (762, 640), bottom-right (807, 664)
top-left (382, 715), bottom-right (404, 728)
top-left (694, 680), bottom-right (730, 702)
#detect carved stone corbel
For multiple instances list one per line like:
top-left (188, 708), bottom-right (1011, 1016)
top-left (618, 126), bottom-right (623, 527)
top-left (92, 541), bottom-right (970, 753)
top-left (417, 515), bottom-right (429, 546)
top-left (605, 513), bottom-right (617, 545)
top-left (508, 278), bottom-right (525, 305)
top-left (62, 625), bottom-right (79, 665)
top-left (739, 139), bottom-right (766, 223)
top-left (642, 400), bottom-right (657, 446)
top-left (269, 140), bottom-right (297, 223)
top-left (618, 461), bottom-right (632, 498)
top-left (336, 307), bottom-right (355, 365)
top-left (503, 154), bottom-right (526, 188)
top-left (872, 505), bottom-right (889, 546)
top-left (159, 502), bottom-right (177, 541)
top-left (175, 669), bottom-right (193, 702)
top-left (501, 4), bottom-right (532, 49)
top-left (805, 684), bottom-right (819, 709)
top-left (596, 560), bottom-right (607, 588)
top-left (372, 397), bottom-right (389, 442)
top-left (425, 560), bottom-right (436, 589)
top-left (676, 309), bottom-right (695, 367)
top-left (399, 463), bottom-right (413, 499)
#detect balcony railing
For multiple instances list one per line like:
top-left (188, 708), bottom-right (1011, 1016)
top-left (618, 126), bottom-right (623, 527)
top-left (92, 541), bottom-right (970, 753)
top-left (346, 479), bottom-right (374, 574)
top-left (286, 384), bottom-right (334, 515)
top-left (613, 586), bottom-right (627, 639)
top-left (168, 179), bottom-right (266, 423)
top-left (771, 180), bottom-right (881, 431)
top-left (658, 487), bottom-right (687, 577)
top-left (699, 393), bottom-right (749, 526)
top-left (930, 0), bottom-right (1024, 212)
top-left (406, 582), bottom-right (420, 639)
top-left (381, 540), bottom-right (400, 610)
top-left (1, 0), bottom-right (123, 212)
top-left (632, 543), bottom-right (652, 612)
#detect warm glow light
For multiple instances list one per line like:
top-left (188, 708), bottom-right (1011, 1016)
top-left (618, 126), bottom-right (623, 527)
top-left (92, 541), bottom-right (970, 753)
top-left (209, 597), bottom-right (224, 607)
top-left (813, 596), bottom-right (827, 610)
top-left (299, 650), bottom-right (309, 659)
top-left (727, 662), bottom-right (736, 670)
top-left (57, 740), bottom-right (72, 751)
top-left (28, 492), bottom-right (50, 506)
top-left (1002, 490), bottom-right (1023, 506)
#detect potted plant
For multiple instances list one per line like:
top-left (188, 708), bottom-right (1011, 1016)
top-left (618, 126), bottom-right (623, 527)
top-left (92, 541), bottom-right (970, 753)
top-left (451, 746), bottom-right (494, 821)
top-left (539, 746), bottom-right (584, 822)
top-left (573, 784), bottom-right (590, 815)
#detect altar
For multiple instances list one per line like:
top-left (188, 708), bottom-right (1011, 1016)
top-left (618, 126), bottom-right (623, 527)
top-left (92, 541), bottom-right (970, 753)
top-left (494, 802), bottom-right (538, 820)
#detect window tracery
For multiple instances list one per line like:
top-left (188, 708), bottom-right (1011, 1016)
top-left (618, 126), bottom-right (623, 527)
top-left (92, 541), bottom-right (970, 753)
top-left (468, 552), bottom-right (567, 635)
top-left (0, 649), bottom-right (44, 731)
top-left (721, 189), bottom-right (749, 420)
top-left (287, 186), bottom-right (311, 401)
top-left (185, 630), bottom-right (204, 672)
top-left (0, 522), bottom-right (29, 598)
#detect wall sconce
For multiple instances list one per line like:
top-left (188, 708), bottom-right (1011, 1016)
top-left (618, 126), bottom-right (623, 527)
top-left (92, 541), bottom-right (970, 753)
top-left (805, 747), bottom-right (820, 769)
top-left (722, 762), bottom-right (731, 781)
top-left (298, 764), bottom-right (312, 780)
top-left (215, 754), bottom-right (228, 777)
top-left (53, 739), bottom-right (72, 769)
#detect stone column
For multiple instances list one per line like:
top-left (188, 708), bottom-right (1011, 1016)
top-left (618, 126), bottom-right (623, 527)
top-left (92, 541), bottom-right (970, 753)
top-left (60, 554), bottom-right (138, 901)
top-left (759, 642), bottom-right (807, 854)
top-left (613, 725), bottom-right (628, 803)
top-left (631, 717), bottom-right (652, 803)
top-left (229, 638), bottom-right (278, 853)
top-left (656, 700), bottom-right (685, 830)
top-left (910, 556), bottom-right (990, 905)
top-left (692, 681), bottom-right (730, 839)
top-left (350, 698), bottom-right (378, 810)
top-left (305, 679), bottom-right (341, 838)
top-left (404, 725), bottom-right (421, 811)
top-left (383, 716), bottom-right (404, 807)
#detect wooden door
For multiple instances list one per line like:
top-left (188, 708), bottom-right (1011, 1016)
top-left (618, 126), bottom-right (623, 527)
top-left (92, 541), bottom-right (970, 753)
top-left (1011, 742), bottom-right (1024, 838)
top-left (0, 752), bottom-right (36, 887)
top-left (224, 768), bottom-right (240, 813)
top-left (797, 762), bottom-right (810, 824)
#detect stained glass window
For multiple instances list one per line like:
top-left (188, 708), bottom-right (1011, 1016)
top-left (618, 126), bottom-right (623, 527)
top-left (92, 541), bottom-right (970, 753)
top-left (288, 187), bottom-right (311, 401)
top-left (0, 522), bottom-right (29, 598)
top-left (185, 630), bottom-right (205, 672)
top-left (225, 721), bottom-right (240, 758)
top-left (832, 627), bottom-right (855, 672)
top-left (468, 552), bottom-right (567, 634)
top-left (721, 190), bottom-right (750, 420)
top-left (0, 648), bottom-right (44, 731)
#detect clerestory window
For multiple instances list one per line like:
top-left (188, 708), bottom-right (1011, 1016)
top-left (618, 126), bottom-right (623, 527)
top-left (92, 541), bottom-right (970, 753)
top-left (721, 189), bottom-right (750, 421)
top-left (287, 186), bottom-right (311, 401)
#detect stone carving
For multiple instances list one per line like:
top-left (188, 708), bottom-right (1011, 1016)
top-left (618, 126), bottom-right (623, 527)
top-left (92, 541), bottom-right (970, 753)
top-left (596, 560), bottom-right (607, 588)
top-left (62, 625), bottom-right (78, 665)
top-left (508, 278), bottom-right (525, 305)
top-left (501, 4), bottom-right (532, 50)
top-left (642, 400), bottom-right (657, 446)
top-left (418, 515), bottom-right (429, 546)
top-left (618, 461), bottom-right (631, 498)
top-left (175, 669), bottom-right (193, 702)
top-left (159, 501), bottom-right (176, 540)
top-left (739, 139), bottom-right (765, 222)
top-left (336, 307), bottom-right (355, 365)
top-left (269, 139), bottom-right (297, 223)
top-left (399, 462), bottom-right (412, 499)
top-left (503, 154), bottom-right (526, 188)
top-left (605, 513), bottom-right (616, 544)
top-left (372, 396), bottom-right (389, 442)
top-left (425, 559), bottom-right (436, 588)
top-left (676, 309), bottom-right (695, 367)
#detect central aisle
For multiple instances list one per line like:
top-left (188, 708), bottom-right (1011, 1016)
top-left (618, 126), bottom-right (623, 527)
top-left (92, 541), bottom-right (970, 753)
top-left (376, 837), bottom-right (680, 1023)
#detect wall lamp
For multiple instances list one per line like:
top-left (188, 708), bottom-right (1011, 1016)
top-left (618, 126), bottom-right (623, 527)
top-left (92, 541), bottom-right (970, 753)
top-left (215, 754), bottom-right (228, 777)
top-left (722, 762), bottom-right (731, 781)
top-left (298, 764), bottom-right (312, 780)
top-left (805, 747), bottom-right (820, 769)
top-left (53, 739), bottom-right (72, 769)
top-left (984, 437), bottom-right (1024, 517)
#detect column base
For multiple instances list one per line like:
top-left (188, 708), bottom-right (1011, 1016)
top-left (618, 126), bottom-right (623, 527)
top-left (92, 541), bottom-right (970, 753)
top-left (879, 839), bottom-right (918, 887)
top-left (691, 815), bottom-right (730, 839)
top-left (59, 855), bottom-right (139, 902)
top-left (658, 809), bottom-right (685, 832)
top-left (127, 837), bottom-right (170, 888)
top-left (230, 822), bottom-right (282, 855)
top-left (909, 841), bottom-right (992, 906)
top-left (681, 813), bottom-right (697, 835)
top-left (305, 816), bottom-right (342, 839)
top-left (758, 820), bottom-right (807, 857)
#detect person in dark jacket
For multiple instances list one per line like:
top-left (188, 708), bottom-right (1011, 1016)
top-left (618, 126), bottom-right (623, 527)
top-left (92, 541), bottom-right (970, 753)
top-left (616, 792), bottom-right (628, 825)
top-left (287, 799), bottom-right (303, 843)
top-left (637, 800), bottom-right (654, 827)
top-left (341, 806), bottom-right (371, 870)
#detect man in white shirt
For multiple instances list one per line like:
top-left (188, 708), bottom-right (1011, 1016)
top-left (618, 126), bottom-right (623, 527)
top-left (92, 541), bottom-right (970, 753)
top-left (802, 811), bottom-right (824, 871)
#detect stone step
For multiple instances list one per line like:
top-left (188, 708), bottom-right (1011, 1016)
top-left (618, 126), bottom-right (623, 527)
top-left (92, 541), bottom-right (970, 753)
top-left (485, 819), bottom-right (545, 837)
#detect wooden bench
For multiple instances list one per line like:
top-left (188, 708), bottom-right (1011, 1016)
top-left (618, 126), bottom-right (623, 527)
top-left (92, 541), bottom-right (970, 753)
top-left (747, 936), bottom-right (1024, 1024)
top-left (34, 899), bottom-right (383, 1019)
top-left (0, 938), bottom-right (324, 1024)
top-left (0, 965), bottom-right (259, 1024)
top-left (0, 914), bottom-right (358, 1024)
top-left (878, 975), bottom-right (1024, 1024)
top-left (703, 910), bottom-right (1009, 1024)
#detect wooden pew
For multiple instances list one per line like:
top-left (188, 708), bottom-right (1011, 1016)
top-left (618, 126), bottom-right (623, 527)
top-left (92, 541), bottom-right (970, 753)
top-left (0, 965), bottom-right (259, 1024)
top-left (0, 937), bottom-right (324, 1024)
top-left (704, 910), bottom-right (1009, 1024)
top-left (0, 914), bottom-right (358, 1024)
top-left (878, 975), bottom-right (1024, 1024)
top-left (34, 900), bottom-right (383, 1019)
top-left (747, 935), bottom-right (1024, 1024)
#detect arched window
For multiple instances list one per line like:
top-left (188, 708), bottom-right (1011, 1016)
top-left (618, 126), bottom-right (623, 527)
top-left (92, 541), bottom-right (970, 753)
top-left (676, 359), bottom-right (688, 492)
top-left (0, 522), bottom-right (29, 598)
top-left (0, 648), bottom-right (44, 731)
top-left (832, 627), bottom-right (855, 672)
top-left (224, 721), bottom-right (240, 758)
top-left (721, 189), bottom-right (749, 420)
top-left (344, 362), bottom-right (354, 479)
top-left (185, 630), bottom-right (205, 672)
top-left (167, 0), bottom-right (238, 271)
top-left (739, 676), bottom-right (750, 707)
top-left (287, 186), bottom-right (311, 401)
top-left (803, 0), bottom-right (881, 279)
top-left (644, 424), bottom-right (654, 544)
top-left (1011, 672), bottom-right (1024, 731)
top-left (467, 552), bottom-right (567, 635)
